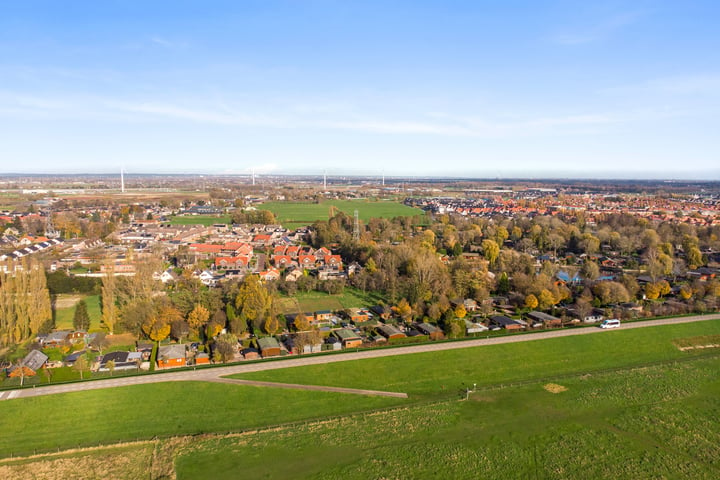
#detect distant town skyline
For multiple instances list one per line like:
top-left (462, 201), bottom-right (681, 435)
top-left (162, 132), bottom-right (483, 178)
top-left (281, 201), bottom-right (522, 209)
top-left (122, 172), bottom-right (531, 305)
top-left (1, 1), bottom-right (719, 179)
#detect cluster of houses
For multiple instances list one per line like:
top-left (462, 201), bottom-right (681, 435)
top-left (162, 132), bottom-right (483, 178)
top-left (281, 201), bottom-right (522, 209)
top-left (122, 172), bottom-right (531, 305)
top-left (0, 236), bottom-right (62, 263)
top-left (408, 191), bottom-right (720, 226)
top-left (4, 339), bottom-right (206, 380)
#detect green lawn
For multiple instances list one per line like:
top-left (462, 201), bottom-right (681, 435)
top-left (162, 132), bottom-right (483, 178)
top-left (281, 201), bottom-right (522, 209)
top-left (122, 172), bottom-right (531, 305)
top-left (177, 356), bottom-right (720, 479)
top-left (0, 382), bottom-right (400, 458)
top-left (232, 320), bottom-right (720, 397)
top-left (261, 199), bottom-right (423, 228)
top-left (278, 287), bottom-right (386, 314)
top-left (168, 215), bottom-right (231, 225)
top-left (53, 294), bottom-right (103, 331)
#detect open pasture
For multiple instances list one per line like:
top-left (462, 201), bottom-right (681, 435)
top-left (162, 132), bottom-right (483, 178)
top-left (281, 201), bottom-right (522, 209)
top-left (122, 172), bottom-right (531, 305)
top-left (177, 356), bottom-right (720, 479)
top-left (261, 199), bottom-right (423, 227)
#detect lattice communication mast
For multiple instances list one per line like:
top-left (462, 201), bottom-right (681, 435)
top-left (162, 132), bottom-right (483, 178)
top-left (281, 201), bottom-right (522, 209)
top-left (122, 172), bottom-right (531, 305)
top-left (353, 210), bottom-right (360, 242)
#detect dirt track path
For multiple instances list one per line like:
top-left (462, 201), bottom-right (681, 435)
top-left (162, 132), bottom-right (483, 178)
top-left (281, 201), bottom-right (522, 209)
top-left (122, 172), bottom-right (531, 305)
top-left (2, 314), bottom-right (718, 401)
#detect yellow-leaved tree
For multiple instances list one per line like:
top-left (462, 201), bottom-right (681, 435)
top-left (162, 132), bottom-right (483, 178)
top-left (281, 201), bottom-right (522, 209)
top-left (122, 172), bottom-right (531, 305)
top-left (142, 316), bottom-right (171, 342)
top-left (524, 294), bottom-right (539, 310)
top-left (187, 304), bottom-right (210, 332)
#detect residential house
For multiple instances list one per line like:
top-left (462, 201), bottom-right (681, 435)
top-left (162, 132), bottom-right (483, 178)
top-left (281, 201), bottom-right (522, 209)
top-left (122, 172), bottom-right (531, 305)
top-left (63, 350), bottom-right (87, 367)
top-left (334, 328), bottom-right (363, 348)
top-left (488, 315), bottom-right (527, 331)
top-left (157, 344), bottom-right (187, 368)
top-left (158, 268), bottom-right (179, 283)
top-left (298, 255), bottom-right (317, 269)
top-left (415, 323), bottom-right (440, 336)
top-left (526, 311), bottom-right (563, 328)
top-left (215, 256), bottom-right (250, 269)
top-left (566, 306), bottom-right (604, 323)
top-left (465, 319), bottom-right (489, 334)
top-left (98, 351), bottom-right (143, 371)
top-left (271, 255), bottom-right (295, 269)
top-left (285, 268), bottom-right (303, 282)
top-left (314, 247), bottom-right (331, 261)
top-left (369, 305), bottom-right (392, 321)
top-left (344, 308), bottom-right (370, 323)
top-left (376, 324), bottom-right (406, 340)
top-left (9, 350), bottom-right (48, 377)
top-left (258, 337), bottom-right (282, 357)
top-left (42, 331), bottom-right (71, 348)
top-left (241, 347), bottom-right (260, 360)
top-left (314, 310), bottom-right (333, 324)
top-left (324, 255), bottom-right (343, 270)
top-left (259, 267), bottom-right (280, 282)
top-left (196, 270), bottom-right (217, 286)
top-left (324, 336), bottom-right (342, 351)
top-left (195, 352), bottom-right (211, 365)
top-left (68, 331), bottom-right (88, 344)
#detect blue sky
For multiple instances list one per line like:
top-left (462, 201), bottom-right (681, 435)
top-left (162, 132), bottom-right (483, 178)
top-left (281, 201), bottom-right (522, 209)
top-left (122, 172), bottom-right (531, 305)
top-left (1, 1), bottom-right (718, 178)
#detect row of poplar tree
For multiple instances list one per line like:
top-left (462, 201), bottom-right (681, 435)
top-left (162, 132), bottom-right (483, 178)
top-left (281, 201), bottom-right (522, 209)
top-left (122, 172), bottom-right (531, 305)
top-left (0, 260), bottom-right (52, 345)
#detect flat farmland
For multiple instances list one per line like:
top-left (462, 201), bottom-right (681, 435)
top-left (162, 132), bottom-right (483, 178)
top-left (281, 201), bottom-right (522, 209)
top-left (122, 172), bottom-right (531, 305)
top-left (261, 199), bottom-right (423, 227)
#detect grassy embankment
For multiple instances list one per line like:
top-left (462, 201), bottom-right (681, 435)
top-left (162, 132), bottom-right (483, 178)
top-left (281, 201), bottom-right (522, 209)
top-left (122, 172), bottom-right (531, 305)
top-left (231, 319), bottom-right (720, 397)
top-left (0, 319), bottom-right (718, 478)
top-left (178, 356), bottom-right (720, 479)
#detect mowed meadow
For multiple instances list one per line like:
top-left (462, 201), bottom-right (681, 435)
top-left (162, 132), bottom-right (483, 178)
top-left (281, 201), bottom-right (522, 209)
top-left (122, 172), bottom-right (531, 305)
top-left (261, 199), bottom-right (424, 228)
top-left (1, 320), bottom-right (719, 479)
top-left (177, 356), bottom-right (720, 479)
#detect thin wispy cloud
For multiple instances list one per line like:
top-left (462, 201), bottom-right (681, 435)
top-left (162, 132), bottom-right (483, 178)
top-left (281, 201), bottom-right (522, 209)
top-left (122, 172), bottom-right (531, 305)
top-left (552, 11), bottom-right (645, 45)
top-left (0, 90), bottom-right (651, 138)
top-left (149, 36), bottom-right (187, 49)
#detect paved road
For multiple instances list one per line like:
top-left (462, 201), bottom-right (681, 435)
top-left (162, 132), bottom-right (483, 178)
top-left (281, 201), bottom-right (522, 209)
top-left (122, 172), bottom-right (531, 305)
top-left (2, 314), bottom-right (718, 401)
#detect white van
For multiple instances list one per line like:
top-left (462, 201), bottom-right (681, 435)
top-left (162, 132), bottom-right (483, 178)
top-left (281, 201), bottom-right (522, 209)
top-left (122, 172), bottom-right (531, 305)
top-left (599, 319), bottom-right (621, 329)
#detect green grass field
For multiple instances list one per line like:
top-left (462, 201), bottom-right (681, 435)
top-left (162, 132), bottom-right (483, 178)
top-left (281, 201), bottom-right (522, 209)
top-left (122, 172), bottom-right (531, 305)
top-left (261, 199), bottom-right (423, 228)
top-left (168, 215), bottom-right (231, 225)
top-left (233, 320), bottom-right (720, 396)
top-left (2, 319), bottom-right (719, 478)
top-left (0, 382), bottom-right (400, 458)
top-left (53, 294), bottom-right (103, 331)
top-left (177, 356), bottom-right (720, 479)
top-left (278, 287), bottom-right (386, 314)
